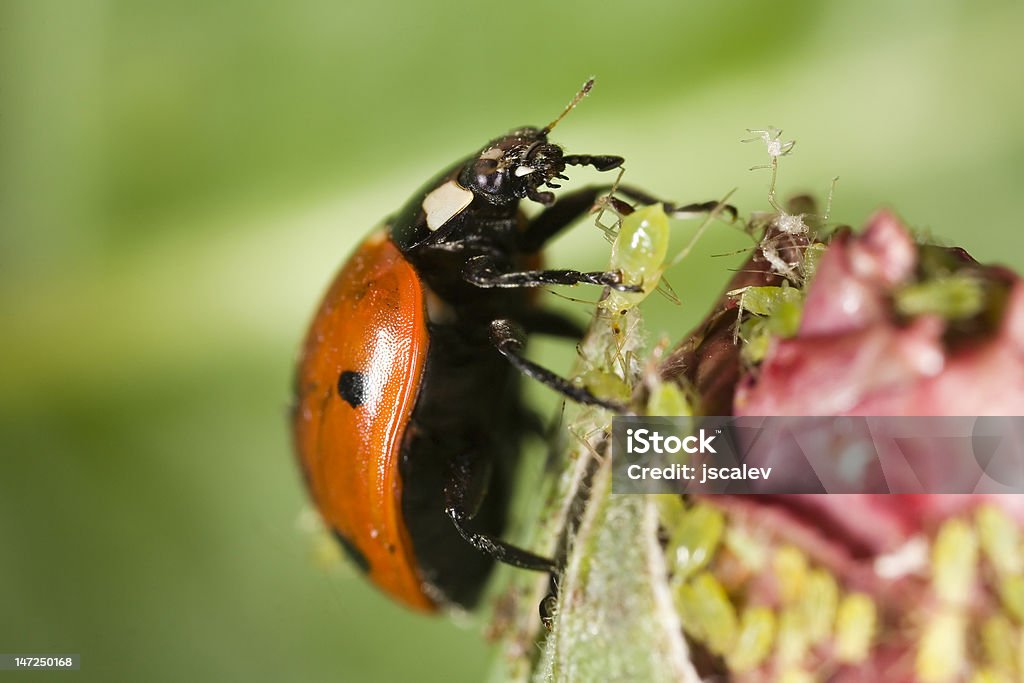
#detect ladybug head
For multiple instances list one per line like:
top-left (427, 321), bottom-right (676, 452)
top-left (459, 129), bottom-right (568, 207)
top-left (459, 78), bottom-right (623, 207)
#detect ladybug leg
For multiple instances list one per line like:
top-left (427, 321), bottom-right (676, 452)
top-left (562, 153), bottom-right (625, 172)
top-left (614, 185), bottom-right (739, 222)
top-left (464, 255), bottom-right (642, 293)
top-left (519, 185), bottom-right (737, 253)
top-left (490, 319), bottom-right (625, 411)
top-left (444, 507), bottom-right (555, 572)
top-left (443, 459), bottom-right (555, 573)
top-left (513, 311), bottom-right (589, 436)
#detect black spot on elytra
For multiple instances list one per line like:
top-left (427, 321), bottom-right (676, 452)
top-left (337, 371), bottom-right (366, 408)
top-left (332, 529), bottom-right (371, 574)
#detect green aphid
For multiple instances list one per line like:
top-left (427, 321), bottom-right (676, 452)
top-left (980, 614), bottom-right (1017, 674)
top-left (675, 571), bottom-right (737, 655)
top-left (797, 569), bottom-right (838, 645)
top-left (767, 292), bottom-right (804, 337)
top-left (895, 273), bottom-right (985, 321)
top-left (834, 593), bottom-right (877, 663)
top-left (577, 367), bottom-right (633, 404)
top-left (645, 380), bottom-right (692, 417)
top-left (932, 518), bottom-right (978, 607)
top-left (736, 283), bottom-right (803, 318)
top-left (727, 606), bottom-right (776, 673)
top-left (665, 503), bottom-right (725, 580)
top-left (916, 610), bottom-right (967, 683)
top-left (733, 283), bottom-right (804, 364)
top-left (602, 204), bottom-right (670, 313)
top-left (774, 546), bottom-right (809, 605)
top-left (976, 504), bottom-right (1023, 577)
top-left (997, 574), bottom-right (1024, 624)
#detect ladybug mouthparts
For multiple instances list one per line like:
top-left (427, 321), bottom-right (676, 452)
top-left (461, 131), bottom-right (569, 205)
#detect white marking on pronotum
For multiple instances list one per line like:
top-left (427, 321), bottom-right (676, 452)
top-left (479, 147), bottom-right (503, 161)
top-left (514, 166), bottom-right (536, 177)
top-left (422, 180), bottom-right (474, 230)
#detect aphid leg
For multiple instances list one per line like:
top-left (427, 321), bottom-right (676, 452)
top-left (763, 155), bottom-right (783, 213)
top-left (593, 204), bottom-right (627, 241)
top-left (728, 285), bottom-right (752, 345)
top-left (464, 254), bottom-right (642, 292)
top-left (489, 319), bottom-right (626, 411)
top-left (443, 459), bottom-right (555, 573)
top-left (592, 168), bottom-right (630, 240)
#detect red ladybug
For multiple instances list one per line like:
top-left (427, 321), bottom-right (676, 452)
top-left (292, 80), bottom-right (723, 611)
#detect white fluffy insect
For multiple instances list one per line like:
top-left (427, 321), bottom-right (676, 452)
top-left (743, 126), bottom-right (836, 283)
top-left (744, 127), bottom-right (796, 163)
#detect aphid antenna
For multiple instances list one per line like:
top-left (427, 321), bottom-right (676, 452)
top-left (544, 289), bottom-right (603, 306)
top-left (541, 77), bottom-right (596, 136)
top-left (654, 277), bottom-right (682, 306)
top-left (666, 188), bottom-right (738, 269)
top-left (710, 243), bottom-right (760, 259)
top-left (823, 176), bottom-right (840, 224)
top-left (725, 266), bottom-right (800, 278)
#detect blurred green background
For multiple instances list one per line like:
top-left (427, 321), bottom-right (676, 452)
top-left (2, 1), bottom-right (1023, 681)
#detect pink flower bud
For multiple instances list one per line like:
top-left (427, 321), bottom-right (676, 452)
top-left (661, 210), bottom-right (1024, 678)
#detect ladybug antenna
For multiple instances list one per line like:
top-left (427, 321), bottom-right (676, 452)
top-left (541, 77), bottom-right (595, 136)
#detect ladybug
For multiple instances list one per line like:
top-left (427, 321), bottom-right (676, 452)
top-left (292, 79), bottom-right (725, 611)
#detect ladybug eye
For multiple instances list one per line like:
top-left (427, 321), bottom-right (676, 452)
top-left (477, 171), bottom-right (505, 192)
top-left (471, 159), bottom-right (505, 193)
